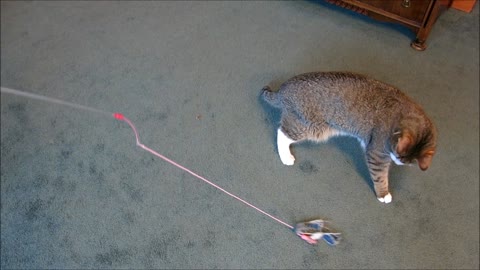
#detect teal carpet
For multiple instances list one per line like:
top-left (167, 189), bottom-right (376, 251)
top-left (1, 1), bottom-right (478, 269)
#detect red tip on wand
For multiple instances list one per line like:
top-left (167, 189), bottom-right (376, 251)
top-left (113, 113), bottom-right (124, 120)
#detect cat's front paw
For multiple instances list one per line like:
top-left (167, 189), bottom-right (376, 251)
top-left (280, 154), bottom-right (295, 166)
top-left (377, 193), bottom-right (392, 204)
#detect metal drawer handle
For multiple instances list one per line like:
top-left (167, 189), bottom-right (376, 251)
top-left (402, 0), bottom-right (411, 8)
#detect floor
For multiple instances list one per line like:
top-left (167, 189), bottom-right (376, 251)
top-left (1, 1), bottom-right (478, 269)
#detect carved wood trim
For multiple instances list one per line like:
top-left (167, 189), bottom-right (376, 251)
top-left (325, 0), bottom-right (368, 15)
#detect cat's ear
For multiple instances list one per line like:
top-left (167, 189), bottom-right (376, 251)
top-left (396, 131), bottom-right (413, 156)
top-left (418, 150), bottom-right (435, 171)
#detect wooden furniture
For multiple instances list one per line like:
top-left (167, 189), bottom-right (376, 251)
top-left (324, 0), bottom-right (452, 51)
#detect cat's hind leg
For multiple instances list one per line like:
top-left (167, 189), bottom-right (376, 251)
top-left (277, 112), bottom-right (308, 165)
top-left (277, 128), bottom-right (297, 165)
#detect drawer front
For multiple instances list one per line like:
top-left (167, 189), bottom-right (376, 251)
top-left (356, 0), bottom-right (432, 23)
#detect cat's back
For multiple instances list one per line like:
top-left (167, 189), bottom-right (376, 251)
top-left (275, 72), bottom-right (422, 132)
top-left (279, 72), bottom-right (393, 96)
top-left (278, 71), bottom-right (413, 109)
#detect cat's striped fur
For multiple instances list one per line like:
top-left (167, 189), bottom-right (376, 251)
top-left (262, 72), bottom-right (437, 203)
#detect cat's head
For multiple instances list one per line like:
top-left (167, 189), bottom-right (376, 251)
top-left (392, 120), bottom-right (437, 171)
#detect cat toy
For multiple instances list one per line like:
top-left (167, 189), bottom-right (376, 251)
top-left (1, 86), bottom-right (341, 246)
top-left (294, 219), bottom-right (342, 245)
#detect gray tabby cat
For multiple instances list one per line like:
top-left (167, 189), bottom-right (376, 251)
top-left (262, 72), bottom-right (437, 203)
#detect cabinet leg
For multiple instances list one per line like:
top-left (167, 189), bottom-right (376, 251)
top-left (411, 38), bottom-right (427, 51)
top-left (410, 0), bottom-right (446, 51)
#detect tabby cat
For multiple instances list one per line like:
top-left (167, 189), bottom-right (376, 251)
top-left (261, 72), bottom-right (437, 203)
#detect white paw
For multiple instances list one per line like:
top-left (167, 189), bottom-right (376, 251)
top-left (280, 154), bottom-right (295, 166)
top-left (277, 128), bottom-right (296, 166)
top-left (377, 193), bottom-right (392, 204)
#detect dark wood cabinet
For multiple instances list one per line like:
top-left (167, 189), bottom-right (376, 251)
top-left (325, 0), bottom-right (452, 50)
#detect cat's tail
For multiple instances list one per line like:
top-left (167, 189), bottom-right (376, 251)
top-left (261, 85), bottom-right (282, 108)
